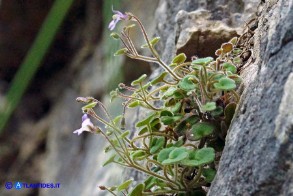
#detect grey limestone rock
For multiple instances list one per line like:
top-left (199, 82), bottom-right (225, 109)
top-left (208, 0), bottom-right (293, 195)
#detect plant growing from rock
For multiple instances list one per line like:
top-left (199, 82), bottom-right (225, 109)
top-left (74, 9), bottom-right (243, 196)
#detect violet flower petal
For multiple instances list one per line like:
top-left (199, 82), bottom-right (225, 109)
top-left (73, 115), bottom-right (94, 135)
top-left (108, 7), bottom-right (128, 30)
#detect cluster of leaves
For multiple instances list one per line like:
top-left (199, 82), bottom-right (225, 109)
top-left (77, 12), bottom-right (243, 196)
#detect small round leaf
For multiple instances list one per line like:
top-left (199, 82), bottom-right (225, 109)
top-left (178, 75), bottom-right (197, 91)
top-left (192, 57), bottom-right (213, 65)
top-left (158, 147), bottom-right (176, 163)
top-left (161, 115), bottom-right (183, 125)
top-left (233, 56), bottom-right (242, 64)
top-left (150, 137), bottom-right (165, 154)
top-left (202, 168), bottom-right (216, 183)
top-left (215, 49), bottom-right (222, 56)
top-left (222, 62), bottom-right (237, 74)
top-left (162, 147), bottom-right (189, 165)
top-left (214, 77), bottom-right (236, 90)
top-left (189, 122), bottom-right (214, 141)
top-left (181, 147), bottom-right (215, 166)
top-left (202, 102), bottom-right (216, 112)
top-left (221, 42), bottom-right (233, 53)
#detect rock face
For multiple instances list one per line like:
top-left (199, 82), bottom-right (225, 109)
top-left (209, 0), bottom-right (293, 195)
top-left (154, 0), bottom-right (259, 63)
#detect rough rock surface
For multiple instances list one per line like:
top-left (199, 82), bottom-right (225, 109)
top-left (209, 0), bottom-right (293, 195)
top-left (155, 0), bottom-right (259, 64)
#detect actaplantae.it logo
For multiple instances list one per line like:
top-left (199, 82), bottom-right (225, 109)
top-left (4, 181), bottom-right (60, 190)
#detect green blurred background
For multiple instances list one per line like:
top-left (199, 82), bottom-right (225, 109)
top-left (0, 0), bottom-right (157, 195)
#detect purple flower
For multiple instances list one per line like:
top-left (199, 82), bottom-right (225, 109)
top-left (73, 114), bottom-right (95, 135)
top-left (108, 8), bottom-right (128, 31)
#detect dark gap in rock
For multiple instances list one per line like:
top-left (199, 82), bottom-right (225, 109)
top-left (177, 31), bottom-right (238, 60)
top-left (123, 58), bottom-right (152, 86)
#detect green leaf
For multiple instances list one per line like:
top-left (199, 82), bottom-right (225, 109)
top-left (157, 147), bottom-right (175, 163)
top-left (178, 75), bottom-right (197, 91)
top-left (144, 176), bottom-right (156, 190)
top-left (202, 168), bottom-right (216, 183)
top-left (110, 32), bottom-right (120, 39)
top-left (119, 130), bottom-right (130, 139)
top-left (102, 154), bottom-right (116, 167)
top-left (229, 37), bottom-right (238, 45)
top-left (131, 150), bottom-right (147, 161)
top-left (131, 74), bottom-right (147, 86)
top-left (114, 48), bottom-right (128, 56)
top-left (201, 102), bottom-right (216, 112)
top-left (228, 74), bottom-right (242, 84)
top-left (170, 101), bottom-right (182, 113)
top-left (128, 100), bottom-right (140, 108)
top-left (138, 127), bottom-right (148, 135)
top-left (136, 112), bottom-right (157, 127)
top-left (162, 147), bottom-right (189, 165)
top-left (172, 53), bottom-right (187, 64)
top-left (189, 122), bottom-right (215, 141)
top-left (233, 56), bottom-right (242, 64)
top-left (173, 138), bottom-right (184, 147)
top-left (150, 137), bottom-right (165, 154)
top-left (117, 179), bottom-right (133, 191)
top-left (222, 62), bottom-right (237, 74)
top-left (141, 37), bottom-right (160, 48)
top-left (174, 115), bottom-right (200, 136)
top-left (161, 115), bottom-right (183, 125)
top-left (160, 110), bottom-right (173, 117)
top-left (164, 98), bottom-right (176, 107)
top-left (129, 183), bottom-right (144, 196)
top-left (141, 82), bottom-right (152, 90)
top-left (150, 118), bottom-right (161, 132)
top-left (233, 48), bottom-right (242, 55)
top-left (214, 77), bottom-right (236, 90)
top-left (113, 115), bottom-right (123, 125)
top-left (150, 72), bottom-right (168, 85)
top-left (150, 37), bottom-right (160, 46)
top-left (82, 102), bottom-right (97, 111)
top-left (192, 57), bottom-right (213, 65)
top-left (181, 147), bottom-right (215, 166)
top-left (162, 87), bottom-right (177, 98)
top-left (210, 106), bottom-right (223, 117)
